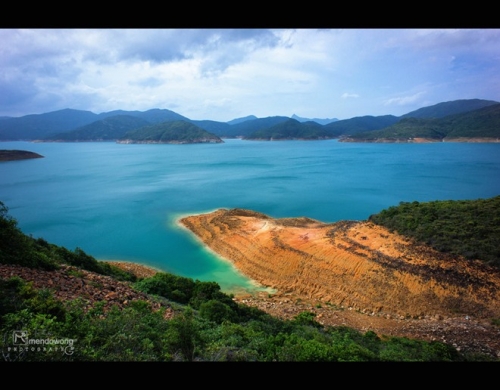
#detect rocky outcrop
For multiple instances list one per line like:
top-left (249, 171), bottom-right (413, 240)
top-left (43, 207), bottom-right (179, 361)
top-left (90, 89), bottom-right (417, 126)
top-left (0, 263), bottom-right (173, 319)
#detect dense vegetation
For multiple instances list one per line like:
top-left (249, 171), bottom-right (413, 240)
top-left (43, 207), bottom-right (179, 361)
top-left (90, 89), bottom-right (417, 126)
top-left (369, 196), bottom-right (500, 269)
top-left (1, 200), bottom-right (492, 361)
top-left (439, 103), bottom-right (500, 139)
top-left (118, 120), bottom-right (223, 144)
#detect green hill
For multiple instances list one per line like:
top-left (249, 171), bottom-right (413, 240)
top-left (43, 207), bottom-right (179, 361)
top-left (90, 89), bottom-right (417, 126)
top-left (291, 114), bottom-right (338, 125)
top-left (323, 115), bottom-right (400, 137)
top-left (342, 103), bottom-right (500, 142)
top-left (244, 118), bottom-right (333, 140)
top-left (107, 108), bottom-right (189, 124)
top-left (400, 99), bottom-right (499, 119)
top-left (118, 120), bottom-right (223, 144)
top-left (189, 119), bottom-right (232, 137)
top-left (223, 116), bottom-right (290, 138)
top-left (226, 115), bottom-right (258, 125)
top-left (0, 108), bottom-right (191, 141)
top-left (0, 109), bottom-right (98, 140)
top-left (45, 115), bottom-right (151, 141)
top-left (439, 103), bottom-right (500, 139)
top-left (343, 117), bottom-right (446, 141)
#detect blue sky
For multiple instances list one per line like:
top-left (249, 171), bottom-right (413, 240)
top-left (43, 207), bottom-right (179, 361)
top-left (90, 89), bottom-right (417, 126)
top-left (1, 29), bottom-right (499, 121)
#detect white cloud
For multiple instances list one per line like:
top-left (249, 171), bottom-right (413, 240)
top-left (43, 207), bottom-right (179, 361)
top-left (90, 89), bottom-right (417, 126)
top-left (383, 92), bottom-right (427, 107)
top-left (341, 93), bottom-right (359, 99)
top-left (0, 29), bottom-right (499, 120)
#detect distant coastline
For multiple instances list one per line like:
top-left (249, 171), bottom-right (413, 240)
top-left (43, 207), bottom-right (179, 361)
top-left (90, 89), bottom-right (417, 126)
top-left (340, 137), bottom-right (500, 143)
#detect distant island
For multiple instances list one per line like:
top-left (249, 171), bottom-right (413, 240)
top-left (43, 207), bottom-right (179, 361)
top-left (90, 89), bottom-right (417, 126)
top-left (116, 120), bottom-right (223, 144)
top-left (0, 150), bottom-right (44, 161)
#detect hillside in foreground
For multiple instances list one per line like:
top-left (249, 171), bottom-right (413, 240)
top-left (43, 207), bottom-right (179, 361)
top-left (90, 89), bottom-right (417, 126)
top-left (1, 199), bottom-right (499, 361)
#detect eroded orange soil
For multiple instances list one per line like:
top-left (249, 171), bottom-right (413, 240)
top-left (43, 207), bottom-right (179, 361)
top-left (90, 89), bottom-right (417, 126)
top-left (180, 208), bottom-right (500, 320)
top-left (179, 208), bottom-right (500, 357)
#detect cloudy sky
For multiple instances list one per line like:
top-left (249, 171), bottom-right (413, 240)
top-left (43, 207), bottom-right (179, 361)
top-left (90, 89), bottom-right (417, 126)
top-left (1, 28), bottom-right (499, 122)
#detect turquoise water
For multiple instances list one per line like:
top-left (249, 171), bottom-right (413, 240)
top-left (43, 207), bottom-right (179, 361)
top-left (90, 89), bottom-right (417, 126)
top-left (1, 139), bottom-right (500, 294)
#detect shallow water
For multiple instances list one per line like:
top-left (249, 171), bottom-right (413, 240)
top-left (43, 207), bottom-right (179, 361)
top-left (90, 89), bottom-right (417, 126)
top-left (1, 139), bottom-right (499, 294)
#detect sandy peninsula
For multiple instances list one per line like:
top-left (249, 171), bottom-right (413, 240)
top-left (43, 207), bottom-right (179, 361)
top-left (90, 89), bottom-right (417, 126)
top-left (179, 208), bottom-right (500, 321)
top-left (106, 210), bottom-right (500, 357)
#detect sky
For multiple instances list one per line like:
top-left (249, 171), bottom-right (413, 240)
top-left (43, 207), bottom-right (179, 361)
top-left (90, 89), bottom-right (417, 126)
top-left (1, 28), bottom-right (500, 122)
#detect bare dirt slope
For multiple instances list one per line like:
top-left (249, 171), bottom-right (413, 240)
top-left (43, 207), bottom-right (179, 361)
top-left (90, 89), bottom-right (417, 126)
top-left (179, 208), bottom-right (500, 358)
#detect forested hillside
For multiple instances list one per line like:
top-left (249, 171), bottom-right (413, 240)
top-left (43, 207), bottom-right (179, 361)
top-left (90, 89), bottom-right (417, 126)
top-left (369, 196), bottom-right (500, 269)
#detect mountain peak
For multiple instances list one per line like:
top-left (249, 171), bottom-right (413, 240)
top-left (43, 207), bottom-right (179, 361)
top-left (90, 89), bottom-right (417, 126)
top-left (291, 114), bottom-right (338, 125)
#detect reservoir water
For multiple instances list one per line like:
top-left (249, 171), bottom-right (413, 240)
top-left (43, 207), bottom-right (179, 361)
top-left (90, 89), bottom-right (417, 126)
top-left (1, 139), bottom-right (499, 294)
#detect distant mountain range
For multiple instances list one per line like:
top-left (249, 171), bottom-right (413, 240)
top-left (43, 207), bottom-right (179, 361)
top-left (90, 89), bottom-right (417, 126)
top-left (291, 114), bottom-right (338, 125)
top-left (0, 99), bottom-right (498, 143)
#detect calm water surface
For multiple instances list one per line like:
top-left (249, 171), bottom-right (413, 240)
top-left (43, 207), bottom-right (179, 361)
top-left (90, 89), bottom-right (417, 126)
top-left (1, 139), bottom-right (499, 294)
